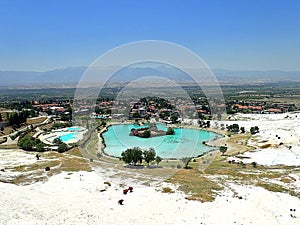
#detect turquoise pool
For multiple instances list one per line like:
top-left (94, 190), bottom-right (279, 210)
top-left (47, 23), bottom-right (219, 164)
top-left (102, 124), bottom-right (221, 159)
top-left (56, 132), bottom-right (80, 142)
top-left (66, 127), bottom-right (82, 131)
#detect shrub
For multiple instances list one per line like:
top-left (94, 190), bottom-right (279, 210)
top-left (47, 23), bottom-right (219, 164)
top-left (57, 143), bottom-right (68, 153)
top-left (181, 157), bottom-right (192, 169)
top-left (166, 127), bottom-right (175, 135)
top-left (250, 126), bottom-right (259, 134)
top-left (162, 187), bottom-right (174, 193)
top-left (251, 161), bottom-right (257, 168)
top-left (219, 146), bottom-right (228, 155)
top-left (142, 130), bottom-right (151, 138)
top-left (53, 137), bottom-right (63, 145)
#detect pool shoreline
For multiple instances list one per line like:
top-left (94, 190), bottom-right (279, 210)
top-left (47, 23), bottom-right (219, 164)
top-left (39, 126), bottom-right (87, 145)
top-left (98, 122), bottom-right (224, 159)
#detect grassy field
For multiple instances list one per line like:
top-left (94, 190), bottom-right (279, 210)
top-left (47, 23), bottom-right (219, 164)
top-left (0, 144), bottom-right (18, 149)
top-left (26, 116), bottom-right (47, 125)
top-left (167, 168), bottom-right (223, 202)
top-left (164, 132), bottom-right (300, 201)
top-left (165, 155), bottom-right (300, 202)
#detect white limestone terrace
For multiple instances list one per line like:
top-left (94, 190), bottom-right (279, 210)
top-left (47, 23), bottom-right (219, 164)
top-left (219, 112), bottom-right (300, 166)
top-left (0, 149), bottom-right (299, 225)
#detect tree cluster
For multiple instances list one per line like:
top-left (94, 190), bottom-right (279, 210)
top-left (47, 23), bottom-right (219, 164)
top-left (53, 138), bottom-right (69, 153)
top-left (9, 110), bottom-right (38, 129)
top-left (19, 134), bottom-right (45, 152)
top-left (198, 119), bottom-right (211, 128)
top-left (52, 122), bottom-right (72, 130)
top-left (121, 147), bottom-right (162, 166)
top-left (227, 123), bottom-right (240, 133)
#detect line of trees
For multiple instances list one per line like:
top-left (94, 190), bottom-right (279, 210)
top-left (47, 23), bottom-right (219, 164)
top-left (8, 110), bottom-right (38, 129)
top-left (121, 147), bottom-right (162, 166)
top-left (198, 119), bottom-right (211, 128)
top-left (227, 123), bottom-right (258, 134)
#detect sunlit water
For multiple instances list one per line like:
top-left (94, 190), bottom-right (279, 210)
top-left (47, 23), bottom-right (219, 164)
top-left (102, 123), bottom-right (221, 159)
top-left (55, 132), bottom-right (80, 142)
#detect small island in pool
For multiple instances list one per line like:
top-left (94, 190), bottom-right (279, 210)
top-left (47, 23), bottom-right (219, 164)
top-left (129, 123), bottom-right (174, 138)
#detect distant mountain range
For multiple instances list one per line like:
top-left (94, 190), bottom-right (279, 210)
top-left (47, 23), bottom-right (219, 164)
top-left (0, 67), bottom-right (86, 87)
top-left (213, 69), bottom-right (300, 85)
top-left (0, 66), bottom-right (299, 87)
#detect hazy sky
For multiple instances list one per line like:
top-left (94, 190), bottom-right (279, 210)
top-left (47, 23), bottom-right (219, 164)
top-left (1, 0), bottom-right (300, 71)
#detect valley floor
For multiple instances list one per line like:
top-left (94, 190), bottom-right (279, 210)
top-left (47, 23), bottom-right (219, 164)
top-left (1, 112), bottom-right (300, 225)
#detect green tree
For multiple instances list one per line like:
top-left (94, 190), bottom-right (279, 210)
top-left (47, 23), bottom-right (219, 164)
top-left (142, 130), bottom-right (151, 138)
top-left (251, 161), bottom-right (257, 168)
top-left (170, 113), bottom-right (179, 123)
top-left (250, 126), bottom-right (259, 134)
top-left (95, 106), bottom-right (101, 115)
top-left (132, 112), bottom-right (141, 118)
top-left (181, 157), bottom-right (192, 169)
top-left (219, 146), bottom-right (228, 155)
top-left (57, 143), bottom-right (68, 153)
top-left (198, 113), bottom-right (205, 120)
top-left (61, 114), bottom-right (71, 121)
top-left (36, 142), bottom-right (45, 152)
top-left (18, 134), bottom-right (34, 151)
top-left (121, 147), bottom-right (143, 166)
top-left (227, 124), bottom-right (239, 133)
top-left (198, 119), bottom-right (205, 127)
top-left (121, 148), bottom-right (134, 164)
top-left (53, 137), bottom-right (63, 145)
top-left (206, 120), bottom-right (211, 128)
top-left (155, 156), bottom-right (162, 166)
top-left (131, 147), bottom-right (143, 165)
top-left (143, 148), bottom-right (156, 166)
top-left (240, 127), bottom-right (245, 133)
